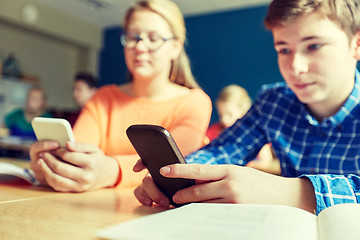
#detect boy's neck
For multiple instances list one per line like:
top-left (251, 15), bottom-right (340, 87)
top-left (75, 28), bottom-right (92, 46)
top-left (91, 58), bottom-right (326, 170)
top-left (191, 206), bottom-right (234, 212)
top-left (307, 103), bottom-right (343, 123)
top-left (307, 81), bottom-right (354, 122)
top-left (306, 68), bottom-right (360, 122)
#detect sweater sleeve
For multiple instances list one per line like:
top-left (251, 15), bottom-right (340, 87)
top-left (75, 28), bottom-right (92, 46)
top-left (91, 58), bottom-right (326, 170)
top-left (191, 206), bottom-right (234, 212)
top-left (73, 108), bottom-right (100, 145)
top-left (169, 89), bottom-right (212, 156)
top-left (72, 87), bottom-right (110, 147)
top-left (74, 105), bottom-right (147, 188)
top-left (301, 174), bottom-right (360, 215)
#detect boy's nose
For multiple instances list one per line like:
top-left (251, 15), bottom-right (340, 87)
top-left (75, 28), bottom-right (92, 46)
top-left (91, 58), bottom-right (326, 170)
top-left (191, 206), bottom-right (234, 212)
top-left (290, 53), bottom-right (309, 76)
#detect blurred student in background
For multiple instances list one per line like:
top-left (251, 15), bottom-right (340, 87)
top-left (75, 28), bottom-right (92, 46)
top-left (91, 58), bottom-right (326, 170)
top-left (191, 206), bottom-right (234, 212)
top-left (207, 84), bottom-right (280, 174)
top-left (207, 85), bottom-right (252, 141)
top-left (4, 84), bottom-right (52, 140)
top-left (65, 72), bottom-right (98, 126)
top-left (29, 0), bottom-right (212, 192)
top-left (73, 72), bottom-right (97, 108)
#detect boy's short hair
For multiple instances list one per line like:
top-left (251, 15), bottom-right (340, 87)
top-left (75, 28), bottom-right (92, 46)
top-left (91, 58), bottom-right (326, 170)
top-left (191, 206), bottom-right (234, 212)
top-left (74, 72), bottom-right (98, 89)
top-left (264, 0), bottom-right (360, 41)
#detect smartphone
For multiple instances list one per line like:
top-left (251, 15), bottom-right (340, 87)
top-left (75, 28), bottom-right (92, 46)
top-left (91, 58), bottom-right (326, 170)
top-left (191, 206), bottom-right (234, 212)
top-left (31, 117), bottom-right (75, 147)
top-left (126, 124), bottom-right (195, 207)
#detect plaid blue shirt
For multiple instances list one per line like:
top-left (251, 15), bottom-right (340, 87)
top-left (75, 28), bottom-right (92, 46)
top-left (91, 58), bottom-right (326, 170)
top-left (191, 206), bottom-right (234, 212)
top-left (186, 70), bottom-right (360, 215)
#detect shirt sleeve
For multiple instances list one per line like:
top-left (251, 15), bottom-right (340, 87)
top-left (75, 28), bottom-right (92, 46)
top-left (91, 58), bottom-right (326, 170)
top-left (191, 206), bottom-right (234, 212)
top-left (185, 99), bottom-right (269, 165)
top-left (301, 174), bottom-right (360, 215)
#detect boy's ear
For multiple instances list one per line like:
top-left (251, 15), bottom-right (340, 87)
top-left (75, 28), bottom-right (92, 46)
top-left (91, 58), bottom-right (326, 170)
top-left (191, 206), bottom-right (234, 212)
top-left (354, 31), bottom-right (360, 60)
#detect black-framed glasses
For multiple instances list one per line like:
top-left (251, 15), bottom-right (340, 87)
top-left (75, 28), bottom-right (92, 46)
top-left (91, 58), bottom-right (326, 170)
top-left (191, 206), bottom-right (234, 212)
top-left (120, 32), bottom-right (176, 51)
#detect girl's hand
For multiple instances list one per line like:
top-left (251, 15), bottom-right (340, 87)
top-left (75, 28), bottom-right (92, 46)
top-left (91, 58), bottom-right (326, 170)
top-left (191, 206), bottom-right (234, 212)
top-left (31, 142), bottom-right (119, 192)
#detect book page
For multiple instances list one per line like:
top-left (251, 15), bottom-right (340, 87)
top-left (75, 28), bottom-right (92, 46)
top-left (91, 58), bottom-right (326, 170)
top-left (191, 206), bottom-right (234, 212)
top-left (0, 162), bottom-right (36, 184)
top-left (97, 203), bottom-right (317, 240)
top-left (318, 203), bottom-right (360, 240)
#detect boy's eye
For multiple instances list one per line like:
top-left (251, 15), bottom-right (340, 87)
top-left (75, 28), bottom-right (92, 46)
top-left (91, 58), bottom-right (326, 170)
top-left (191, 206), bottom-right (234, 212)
top-left (308, 44), bottom-right (323, 51)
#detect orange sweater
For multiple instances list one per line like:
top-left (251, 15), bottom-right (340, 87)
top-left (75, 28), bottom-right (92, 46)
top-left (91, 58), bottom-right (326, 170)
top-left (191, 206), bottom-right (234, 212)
top-left (73, 85), bottom-right (212, 187)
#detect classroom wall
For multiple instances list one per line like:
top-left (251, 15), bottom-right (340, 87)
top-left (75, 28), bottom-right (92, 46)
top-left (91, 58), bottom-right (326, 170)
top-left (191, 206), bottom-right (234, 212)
top-left (99, 27), bottom-right (127, 86)
top-left (185, 6), bottom-right (281, 123)
top-left (99, 5), bottom-right (281, 123)
top-left (0, 0), bottom-right (101, 110)
top-left (0, 21), bottom-right (78, 109)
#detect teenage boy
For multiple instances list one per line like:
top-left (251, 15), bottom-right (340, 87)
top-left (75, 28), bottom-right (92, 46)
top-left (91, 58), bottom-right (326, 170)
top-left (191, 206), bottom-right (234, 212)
top-left (134, 0), bottom-right (360, 215)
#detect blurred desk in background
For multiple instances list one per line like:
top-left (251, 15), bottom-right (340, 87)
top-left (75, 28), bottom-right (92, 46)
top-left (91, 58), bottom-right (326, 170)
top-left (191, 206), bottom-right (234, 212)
top-left (0, 136), bottom-right (33, 159)
top-left (0, 127), bottom-right (9, 137)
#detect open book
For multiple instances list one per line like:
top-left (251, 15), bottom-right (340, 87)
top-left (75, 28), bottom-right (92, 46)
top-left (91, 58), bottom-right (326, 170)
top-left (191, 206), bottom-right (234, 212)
top-left (97, 202), bottom-right (360, 240)
top-left (0, 162), bottom-right (38, 185)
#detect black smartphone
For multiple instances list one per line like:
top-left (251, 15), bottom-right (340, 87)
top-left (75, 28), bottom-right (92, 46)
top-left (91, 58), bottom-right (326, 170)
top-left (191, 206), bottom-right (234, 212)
top-left (126, 124), bottom-right (195, 207)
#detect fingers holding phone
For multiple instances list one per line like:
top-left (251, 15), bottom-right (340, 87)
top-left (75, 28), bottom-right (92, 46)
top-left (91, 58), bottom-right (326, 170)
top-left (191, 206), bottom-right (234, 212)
top-left (30, 118), bottom-right (119, 192)
top-left (36, 142), bottom-right (119, 192)
top-left (29, 140), bottom-right (61, 186)
top-left (134, 164), bottom-right (201, 207)
top-left (29, 140), bottom-right (78, 190)
top-left (36, 151), bottom-right (80, 192)
top-left (127, 125), bottom-right (196, 207)
top-left (30, 118), bottom-right (97, 191)
top-left (134, 172), bottom-right (171, 207)
top-left (30, 117), bottom-right (74, 186)
top-left (36, 143), bottom-right (92, 192)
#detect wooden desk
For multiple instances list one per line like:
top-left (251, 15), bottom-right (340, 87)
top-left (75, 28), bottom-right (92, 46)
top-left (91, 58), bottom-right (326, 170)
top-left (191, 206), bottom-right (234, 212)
top-left (0, 158), bottom-right (167, 240)
top-left (0, 158), bottom-right (57, 203)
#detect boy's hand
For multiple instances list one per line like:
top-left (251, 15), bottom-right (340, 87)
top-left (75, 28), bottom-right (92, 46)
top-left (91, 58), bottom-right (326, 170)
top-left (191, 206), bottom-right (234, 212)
top-left (134, 164), bottom-right (316, 213)
top-left (133, 160), bottom-right (171, 207)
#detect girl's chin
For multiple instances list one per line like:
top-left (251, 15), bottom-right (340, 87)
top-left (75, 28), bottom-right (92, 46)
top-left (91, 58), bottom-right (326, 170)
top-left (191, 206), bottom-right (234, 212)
top-left (131, 72), bottom-right (154, 80)
top-left (131, 69), bottom-right (151, 76)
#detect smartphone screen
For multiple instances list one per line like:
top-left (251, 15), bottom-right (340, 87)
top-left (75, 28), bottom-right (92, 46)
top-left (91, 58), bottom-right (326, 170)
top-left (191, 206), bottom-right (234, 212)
top-left (126, 124), bottom-right (195, 207)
